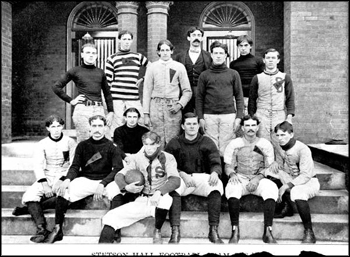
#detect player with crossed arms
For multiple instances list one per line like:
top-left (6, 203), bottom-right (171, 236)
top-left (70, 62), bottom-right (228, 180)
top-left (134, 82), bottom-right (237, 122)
top-left (98, 131), bottom-right (180, 244)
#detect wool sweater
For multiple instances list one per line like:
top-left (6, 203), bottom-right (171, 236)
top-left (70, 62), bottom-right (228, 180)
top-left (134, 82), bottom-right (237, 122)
top-left (113, 124), bottom-right (149, 159)
top-left (66, 137), bottom-right (123, 186)
top-left (143, 59), bottom-right (192, 114)
top-left (165, 133), bottom-right (222, 176)
top-left (229, 53), bottom-right (265, 97)
top-left (52, 63), bottom-right (114, 112)
top-left (196, 63), bottom-right (244, 120)
top-left (105, 50), bottom-right (149, 101)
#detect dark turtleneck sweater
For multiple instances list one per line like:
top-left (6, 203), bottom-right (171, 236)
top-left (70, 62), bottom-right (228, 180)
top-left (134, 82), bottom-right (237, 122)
top-left (52, 63), bottom-right (114, 112)
top-left (196, 62), bottom-right (244, 120)
top-left (66, 137), bottom-right (123, 186)
top-left (229, 53), bottom-right (265, 97)
top-left (165, 133), bottom-right (222, 176)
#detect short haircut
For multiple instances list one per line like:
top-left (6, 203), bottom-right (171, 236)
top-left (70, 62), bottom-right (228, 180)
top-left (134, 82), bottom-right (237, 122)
top-left (236, 35), bottom-right (253, 46)
top-left (240, 114), bottom-right (260, 126)
top-left (210, 41), bottom-right (228, 55)
top-left (118, 30), bottom-right (133, 40)
top-left (142, 131), bottom-right (161, 144)
top-left (88, 115), bottom-right (107, 126)
top-left (45, 114), bottom-right (64, 128)
top-left (123, 107), bottom-right (141, 118)
top-left (157, 39), bottom-right (174, 51)
top-left (274, 121), bottom-right (293, 134)
top-left (81, 43), bottom-right (97, 52)
top-left (187, 26), bottom-right (204, 37)
top-left (181, 112), bottom-right (199, 124)
top-left (264, 48), bottom-right (280, 59)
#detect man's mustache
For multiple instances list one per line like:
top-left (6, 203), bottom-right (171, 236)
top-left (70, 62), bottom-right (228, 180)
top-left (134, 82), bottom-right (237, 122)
top-left (193, 39), bottom-right (200, 43)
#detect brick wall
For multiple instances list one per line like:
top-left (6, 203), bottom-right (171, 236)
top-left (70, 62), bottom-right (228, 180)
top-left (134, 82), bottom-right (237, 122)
top-left (285, 2), bottom-right (349, 144)
top-left (1, 1), bottom-right (12, 143)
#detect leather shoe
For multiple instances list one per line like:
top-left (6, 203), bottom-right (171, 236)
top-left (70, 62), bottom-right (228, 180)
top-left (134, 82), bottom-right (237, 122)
top-left (153, 228), bottom-right (163, 244)
top-left (302, 228), bottom-right (316, 244)
top-left (30, 224), bottom-right (51, 243)
top-left (114, 229), bottom-right (121, 243)
top-left (262, 226), bottom-right (277, 244)
top-left (168, 225), bottom-right (181, 244)
top-left (12, 206), bottom-right (29, 216)
top-left (208, 225), bottom-right (224, 244)
top-left (274, 201), bottom-right (293, 218)
top-left (228, 225), bottom-right (240, 244)
top-left (45, 225), bottom-right (63, 243)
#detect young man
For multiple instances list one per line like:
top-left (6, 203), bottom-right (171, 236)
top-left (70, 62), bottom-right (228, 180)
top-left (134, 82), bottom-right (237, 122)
top-left (248, 48), bottom-right (295, 142)
top-left (196, 41), bottom-right (244, 157)
top-left (52, 43), bottom-right (114, 143)
top-left (98, 132), bottom-right (180, 244)
top-left (143, 39), bottom-right (192, 147)
top-left (267, 121), bottom-right (320, 244)
top-left (230, 35), bottom-right (264, 114)
top-left (14, 115), bottom-right (76, 243)
top-left (113, 107), bottom-right (149, 163)
top-left (105, 30), bottom-right (150, 132)
top-left (165, 112), bottom-right (224, 244)
top-left (224, 115), bottom-right (278, 244)
top-left (44, 115), bottom-right (124, 243)
top-left (173, 26), bottom-right (212, 115)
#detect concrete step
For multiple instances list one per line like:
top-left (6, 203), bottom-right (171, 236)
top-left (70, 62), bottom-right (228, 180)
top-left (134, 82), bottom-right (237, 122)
top-left (2, 209), bottom-right (348, 242)
top-left (2, 185), bottom-right (348, 214)
top-left (2, 158), bottom-right (346, 190)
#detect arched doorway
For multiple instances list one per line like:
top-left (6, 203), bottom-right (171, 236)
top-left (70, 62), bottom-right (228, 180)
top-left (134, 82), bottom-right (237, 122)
top-left (199, 2), bottom-right (255, 66)
top-left (65, 1), bottom-right (118, 129)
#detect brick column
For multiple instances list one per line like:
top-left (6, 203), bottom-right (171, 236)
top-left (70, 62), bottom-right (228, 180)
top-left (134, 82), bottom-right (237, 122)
top-left (2, 2), bottom-right (12, 143)
top-left (115, 1), bottom-right (140, 52)
top-left (145, 1), bottom-right (173, 62)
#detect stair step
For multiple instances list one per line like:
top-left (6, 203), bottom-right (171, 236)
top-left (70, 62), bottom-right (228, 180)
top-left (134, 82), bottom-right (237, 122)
top-left (2, 159), bottom-right (346, 190)
top-left (2, 209), bottom-right (348, 242)
top-left (2, 186), bottom-right (348, 214)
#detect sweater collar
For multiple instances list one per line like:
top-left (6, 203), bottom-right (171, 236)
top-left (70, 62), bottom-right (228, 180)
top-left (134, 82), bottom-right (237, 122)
top-left (159, 58), bottom-right (173, 65)
top-left (180, 133), bottom-right (202, 145)
top-left (210, 62), bottom-right (227, 72)
top-left (263, 68), bottom-right (279, 76)
top-left (281, 138), bottom-right (296, 151)
top-left (48, 133), bottom-right (63, 142)
top-left (89, 136), bottom-right (108, 144)
top-left (81, 63), bottom-right (96, 69)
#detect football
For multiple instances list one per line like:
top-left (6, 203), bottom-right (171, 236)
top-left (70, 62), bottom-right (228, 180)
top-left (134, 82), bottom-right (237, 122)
top-left (124, 169), bottom-right (146, 186)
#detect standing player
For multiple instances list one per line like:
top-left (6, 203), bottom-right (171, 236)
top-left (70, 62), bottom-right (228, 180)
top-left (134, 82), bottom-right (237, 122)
top-left (98, 131), bottom-right (180, 244)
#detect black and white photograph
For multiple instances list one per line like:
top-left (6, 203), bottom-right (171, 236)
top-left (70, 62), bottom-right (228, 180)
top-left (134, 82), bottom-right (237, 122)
top-left (1, 1), bottom-right (348, 256)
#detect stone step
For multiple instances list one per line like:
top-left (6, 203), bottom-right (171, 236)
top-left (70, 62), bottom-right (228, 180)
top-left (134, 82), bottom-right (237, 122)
top-left (2, 159), bottom-right (346, 190)
top-left (2, 208), bottom-right (348, 242)
top-left (2, 185), bottom-right (348, 214)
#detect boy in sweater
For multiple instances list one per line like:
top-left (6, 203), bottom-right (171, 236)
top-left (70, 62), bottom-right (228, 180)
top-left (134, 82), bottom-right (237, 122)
top-left (44, 115), bottom-right (124, 243)
top-left (143, 39), bottom-right (192, 147)
top-left (230, 35), bottom-right (264, 115)
top-left (196, 41), bottom-right (244, 157)
top-left (52, 43), bottom-right (114, 143)
top-left (165, 112), bottom-right (224, 244)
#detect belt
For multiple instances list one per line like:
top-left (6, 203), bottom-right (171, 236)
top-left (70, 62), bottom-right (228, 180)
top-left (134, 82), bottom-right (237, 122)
top-left (83, 100), bottom-right (102, 106)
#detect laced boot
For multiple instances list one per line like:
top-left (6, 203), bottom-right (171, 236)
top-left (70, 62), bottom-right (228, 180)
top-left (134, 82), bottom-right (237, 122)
top-left (30, 224), bottom-right (51, 243)
top-left (153, 228), bottom-right (163, 244)
top-left (301, 228), bottom-right (316, 244)
top-left (208, 225), bottom-right (224, 244)
top-left (228, 225), bottom-right (240, 244)
top-left (262, 226), bottom-right (277, 244)
top-left (274, 197), bottom-right (293, 218)
top-left (45, 224), bottom-right (63, 243)
top-left (168, 225), bottom-right (181, 244)
top-left (12, 206), bottom-right (29, 216)
top-left (114, 229), bottom-right (121, 243)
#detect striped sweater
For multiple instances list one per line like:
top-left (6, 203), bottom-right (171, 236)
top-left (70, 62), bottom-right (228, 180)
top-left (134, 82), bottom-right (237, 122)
top-left (105, 51), bottom-right (149, 101)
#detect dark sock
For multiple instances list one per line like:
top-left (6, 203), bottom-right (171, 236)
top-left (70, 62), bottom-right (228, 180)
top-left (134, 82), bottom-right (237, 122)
top-left (228, 197), bottom-right (240, 226)
top-left (55, 196), bottom-right (69, 225)
top-left (154, 208), bottom-right (168, 230)
top-left (98, 225), bottom-right (115, 243)
top-left (27, 201), bottom-right (46, 226)
top-left (264, 198), bottom-right (276, 227)
top-left (295, 200), bottom-right (312, 229)
top-left (41, 196), bottom-right (57, 210)
top-left (110, 194), bottom-right (125, 210)
top-left (208, 191), bottom-right (221, 226)
top-left (169, 191), bottom-right (181, 226)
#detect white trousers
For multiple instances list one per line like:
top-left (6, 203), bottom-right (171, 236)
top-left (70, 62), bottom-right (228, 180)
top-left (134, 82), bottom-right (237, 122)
top-left (102, 194), bottom-right (172, 230)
